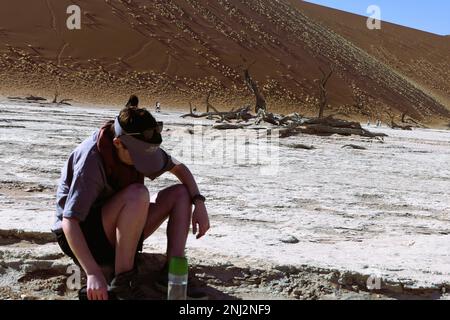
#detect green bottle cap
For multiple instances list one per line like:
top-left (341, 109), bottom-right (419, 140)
top-left (169, 257), bottom-right (188, 276)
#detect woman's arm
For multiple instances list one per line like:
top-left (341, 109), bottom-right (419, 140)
top-left (170, 163), bottom-right (210, 239)
top-left (62, 218), bottom-right (108, 300)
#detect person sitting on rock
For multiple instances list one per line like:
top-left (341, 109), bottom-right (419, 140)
top-left (52, 101), bottom-right (210, 300)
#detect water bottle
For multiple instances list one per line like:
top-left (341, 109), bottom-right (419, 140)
top-left (167, 256), bottom-right (188, 300)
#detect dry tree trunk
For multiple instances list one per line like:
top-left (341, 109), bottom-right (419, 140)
top-left (181, 60), bottom-right (387, 140)
top-left (52, 91), bottom-right (59, 104)
top-left (204, 92), bottom-right (226, 121)
top-left (280, 124), bottom-right (387, 138)
top-left (317, 66), bottom-right (333, 119)
top-left (385, 111), bottom-right (396, 128)
top-left (401, 112), bottom-right (408, 124)
top-left (51, 90), bottom-right (72, 105)
top-left (385, 111), bottom-right (412, 130)
top-left (401, 112), bottom-right (427, 128)
top-left (205, 92), bottom-right (212, 113)
top-left (58, 99), bottom-right (73, 106)
top-left (244, 68), bottom-right (267, 114)
top-left (182, 102), bottom-right (254, 122)
top-left (205, 92), bottom-right (221, 113)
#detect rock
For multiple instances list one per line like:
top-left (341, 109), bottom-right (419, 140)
top-left (342, 144), bottom-right (367, 150)
top-left (24, 186), bottom-right (44, 193)
top-left (288, 144), bottom-right (315, 150)
top-left (280, 235), bottom-right (299, 244)
top-left (338, 272), bottom-right (354, 286)
top-left (292, 288), bottom-right (303, 296)
top-left (384, 283), bottom-right (403, 294)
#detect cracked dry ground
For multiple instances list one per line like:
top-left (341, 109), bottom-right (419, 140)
top-left (0, 233), bottom-right (448, 300)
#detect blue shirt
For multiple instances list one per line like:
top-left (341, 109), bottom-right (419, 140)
top-left (52, 130), bottom-right (174, 233)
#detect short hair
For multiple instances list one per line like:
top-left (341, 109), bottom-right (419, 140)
top-left (118, 107), bottom-right (162, 144)
top-left (126, 95), bottom-right (139, 108)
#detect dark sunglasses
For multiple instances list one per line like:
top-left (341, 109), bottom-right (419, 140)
top-left (121, 121), bottom-right (164, 141)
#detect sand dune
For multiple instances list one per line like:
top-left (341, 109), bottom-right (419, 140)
top-left (0, 0), bottom-right (448, 122)
top-left (296, 1), bottom-right (450, 113)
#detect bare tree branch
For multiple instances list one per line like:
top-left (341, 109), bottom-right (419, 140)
top-left (244, 68), bottom-right (267, 114)
top-left (317, 65), bottom-right (333, 118)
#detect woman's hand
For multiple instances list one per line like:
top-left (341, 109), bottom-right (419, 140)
top-left (87, 271), bottom-right (109, 300)
top-left (192, 201), bottom-right (210, 239)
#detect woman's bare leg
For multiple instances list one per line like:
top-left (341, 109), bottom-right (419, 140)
top-left (143, 184), bottom-right (192, 260)
top-left (100, 183), bottom-right (191, 275)
top-left (101, 184), bottom-right (150, 276)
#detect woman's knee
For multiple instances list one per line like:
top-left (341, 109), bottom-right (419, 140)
top-left (171, 184), bottom-right (190, 202)
top-left (123, 183), bottom-right (150, 205)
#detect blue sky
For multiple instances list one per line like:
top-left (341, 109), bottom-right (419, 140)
top-left (303, 0), bottom-right (450, 35)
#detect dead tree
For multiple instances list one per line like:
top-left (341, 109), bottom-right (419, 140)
top-left (244, 68), bottom-right (267, 114)
top-left (279, 115), bottom-right (387, 138)
top-left (205, 92), bottom-right (221, 114)
top-left (25, 95), bottom-right (46, 102)
top-left (52, 91), bottom-right (59, 104)
top-left (280, 123), bottom-right (387, 138)
top-left (317, 66), bottom-right (333, 119)
top-left (385, 111), bottom-right (412, 130)
top-left (401, 112), bottom-right (407, 124)
top-left (181, 60), bottom-right (387, 139)
top-left (205, 92), bottom-right (212, 113)
top-left (52, 90), bottom-right (72, 106)
top-left (401, 112), bottom-right (427, 128)
top-left (204, 92), bottom-right (226, 121)
top-left (385, 111), bottom-right (399, 128)
top-left (58, 99), bottom-right (73, 106)
top-left (182, 104), bottom-right (254, 122)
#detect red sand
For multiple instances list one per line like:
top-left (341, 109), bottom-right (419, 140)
top-left (0, 0), bottom-right (448, 123)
